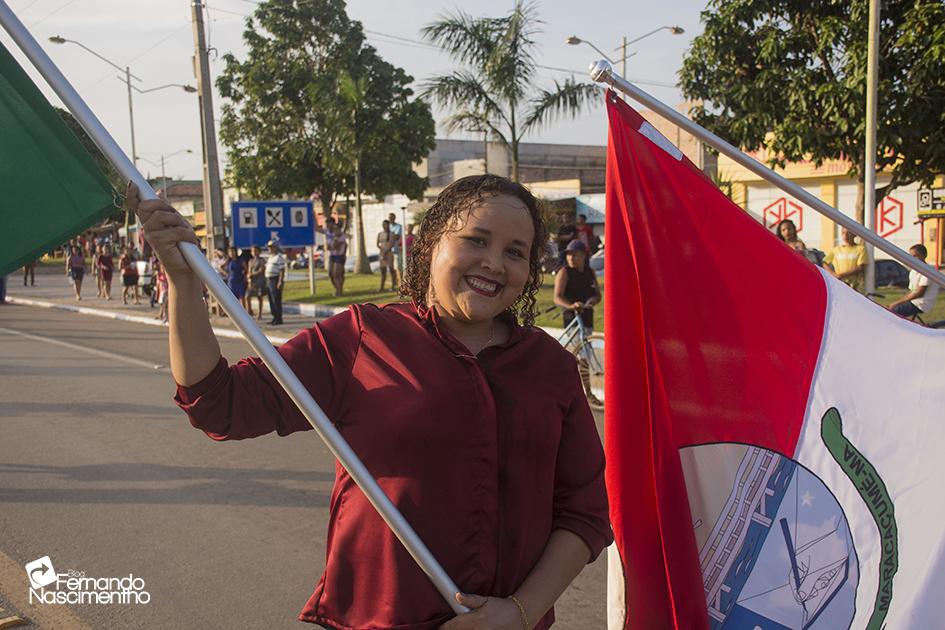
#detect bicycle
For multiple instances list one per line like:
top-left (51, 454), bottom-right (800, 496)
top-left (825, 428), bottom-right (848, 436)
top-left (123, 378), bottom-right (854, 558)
top-left (545, 305), bottom-right (605, 408)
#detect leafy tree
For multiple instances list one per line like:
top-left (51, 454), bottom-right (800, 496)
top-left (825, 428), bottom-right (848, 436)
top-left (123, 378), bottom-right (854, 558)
top-left (421, 1), bottom-right (600, 182)
top-left (217, 0), bottom-right (435, 268)
top-left (680, 0), bottom-right (945, 224)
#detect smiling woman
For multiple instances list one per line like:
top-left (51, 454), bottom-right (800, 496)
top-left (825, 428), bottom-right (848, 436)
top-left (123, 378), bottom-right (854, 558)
top-left (130, 173), bottom-right (612, 630)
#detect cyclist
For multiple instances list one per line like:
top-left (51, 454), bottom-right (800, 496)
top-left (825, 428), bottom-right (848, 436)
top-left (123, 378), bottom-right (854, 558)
top-left (554, 239), bottom-right (603, 408)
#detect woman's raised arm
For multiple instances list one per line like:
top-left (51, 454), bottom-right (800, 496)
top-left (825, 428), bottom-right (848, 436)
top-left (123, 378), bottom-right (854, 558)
top-left (127, 182), bottom-right (221, 386)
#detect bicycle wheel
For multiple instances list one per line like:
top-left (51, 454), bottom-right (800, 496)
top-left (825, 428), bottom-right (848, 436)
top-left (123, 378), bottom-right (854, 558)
top-left (579, 333), bottom-right (605, 405)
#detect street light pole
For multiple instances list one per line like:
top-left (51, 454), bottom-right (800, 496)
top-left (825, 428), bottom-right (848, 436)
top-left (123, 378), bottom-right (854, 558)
top-left (567, 25), bottom-right (684, 77)
top-left (48, 36), bottom-right (195, 250)
top-left (138, 149), bottom-right (192, 196)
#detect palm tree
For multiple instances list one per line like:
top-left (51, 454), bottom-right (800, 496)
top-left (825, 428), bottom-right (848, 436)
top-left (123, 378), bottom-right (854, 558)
top-left (329, 72), bottom-right (373, 274)
top-left (421, 1), bottom-right (599, 182)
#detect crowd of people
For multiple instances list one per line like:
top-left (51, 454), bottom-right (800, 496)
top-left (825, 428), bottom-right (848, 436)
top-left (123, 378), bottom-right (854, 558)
top-left (774, 218), bottom-right (939, 322)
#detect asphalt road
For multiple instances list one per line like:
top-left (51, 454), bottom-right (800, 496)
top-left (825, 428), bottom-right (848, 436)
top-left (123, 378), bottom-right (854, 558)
top-left (0, 304), bottom-right (607, 629)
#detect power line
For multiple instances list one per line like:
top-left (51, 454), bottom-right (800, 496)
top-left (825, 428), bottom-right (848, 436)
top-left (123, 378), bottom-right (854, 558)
top-left (14, 0), bottom-right (44, 14)
top-left (29, 0), bottom-right (77, 27)
top-left (125, 22), bottom-right (192, 65)
top-left (537, 63), bottom-right (676, 88)
top-left (363, 29), bottom-right (437, 50)
top-left (206, 5), bottom-right (251, 17)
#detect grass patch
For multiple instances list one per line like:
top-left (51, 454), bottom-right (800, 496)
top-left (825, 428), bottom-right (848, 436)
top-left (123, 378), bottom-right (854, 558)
top-left (870, 285), bottom-right (945, 323)
top-left (285, 274), bottom-right (945, 330)
top-left (283, 273), bottom-right (409, 309)
top-left (284, 272), bottom-right (605, 329)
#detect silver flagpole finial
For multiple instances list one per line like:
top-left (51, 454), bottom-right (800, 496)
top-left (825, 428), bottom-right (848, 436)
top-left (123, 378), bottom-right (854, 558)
top-left (589, 59), bottom-right (614, 84)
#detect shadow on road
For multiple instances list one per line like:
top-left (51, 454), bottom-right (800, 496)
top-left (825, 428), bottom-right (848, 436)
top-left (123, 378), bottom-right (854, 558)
top-left (0, 462), bottom-right (333, 507)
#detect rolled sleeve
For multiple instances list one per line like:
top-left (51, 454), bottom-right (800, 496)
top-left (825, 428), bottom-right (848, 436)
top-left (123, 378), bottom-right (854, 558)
top-left (551, 365), bottom-right (614, 561)
top-left (174, 307), bottom-right (362, 441)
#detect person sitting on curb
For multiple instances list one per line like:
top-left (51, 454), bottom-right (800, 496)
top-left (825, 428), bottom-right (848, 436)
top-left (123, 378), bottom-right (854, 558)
top-left (888, 244), bottom-right (940, 322)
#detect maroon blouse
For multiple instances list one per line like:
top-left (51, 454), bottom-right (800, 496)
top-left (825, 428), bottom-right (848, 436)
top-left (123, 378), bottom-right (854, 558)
top-left (174, 302), bottom-right (612, 629)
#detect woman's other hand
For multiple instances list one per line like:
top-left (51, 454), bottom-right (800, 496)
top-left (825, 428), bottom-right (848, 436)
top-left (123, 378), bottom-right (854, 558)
top-left (438, 592), bottom-right (524, 629)
top-left (126, 181), bottom-right (198, 280)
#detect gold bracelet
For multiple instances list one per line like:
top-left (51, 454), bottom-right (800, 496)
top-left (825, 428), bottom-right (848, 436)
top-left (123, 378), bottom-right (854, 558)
top-left (507, 594), bottom-right (529, 630)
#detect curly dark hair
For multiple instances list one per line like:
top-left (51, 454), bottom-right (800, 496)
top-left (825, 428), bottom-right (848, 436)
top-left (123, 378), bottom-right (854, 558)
top-left (401, 174), bottom-right (549, 327)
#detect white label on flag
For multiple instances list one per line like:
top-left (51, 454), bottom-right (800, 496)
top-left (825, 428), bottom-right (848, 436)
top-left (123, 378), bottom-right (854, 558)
top-left (638, 121), bottom-right (683, 161)
top-left (265, 207), bottom-right (284, 228)
top-left (239, 207), bottom-right (258, 229)
top-left (290, 206), bottom-right (309, 227)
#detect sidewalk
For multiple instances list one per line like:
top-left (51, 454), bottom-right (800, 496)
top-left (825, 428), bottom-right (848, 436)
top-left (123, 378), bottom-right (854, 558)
top-left (6, 266), bottom-right (565, 341)
top-left (6, 267), bottom-right (334, 344)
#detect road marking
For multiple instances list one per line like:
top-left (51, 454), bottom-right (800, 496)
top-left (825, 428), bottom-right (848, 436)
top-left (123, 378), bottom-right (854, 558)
top-left (7, 297), bottom-right (292, 344)
top-left (0, 549), bottom-right (90, 630)
top-left (0, 327), bottom-right (168, 372)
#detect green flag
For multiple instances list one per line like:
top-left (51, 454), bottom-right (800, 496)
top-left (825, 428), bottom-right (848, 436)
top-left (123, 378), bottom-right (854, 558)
top-left (0, 42), bottom-right (118, 277)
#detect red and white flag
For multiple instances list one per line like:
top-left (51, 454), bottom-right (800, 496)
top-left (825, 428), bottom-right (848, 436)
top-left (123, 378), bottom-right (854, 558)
top-left (604, 94), bottom-right (945, 629)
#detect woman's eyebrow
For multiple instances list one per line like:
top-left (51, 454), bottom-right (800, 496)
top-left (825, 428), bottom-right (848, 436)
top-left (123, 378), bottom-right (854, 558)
top-left (470, 227), bottom-right (529, 248)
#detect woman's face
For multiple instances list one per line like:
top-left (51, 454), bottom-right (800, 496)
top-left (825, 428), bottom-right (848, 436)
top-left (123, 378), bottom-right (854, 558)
top-left (566, 250), bottom-right (586, 268)
top-left (779, 221), bottom-right (796, 240)
top-left (428, 194), bottom-right (534, 325)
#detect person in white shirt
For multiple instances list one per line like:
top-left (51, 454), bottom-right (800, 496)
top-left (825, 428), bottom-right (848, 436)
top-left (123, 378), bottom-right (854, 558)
top-left (388, 211), bottom-right (404, 278)
top-left (889, 244), bottom-right (940, 320)
top-left (264, 240), bottom-right (287, 325)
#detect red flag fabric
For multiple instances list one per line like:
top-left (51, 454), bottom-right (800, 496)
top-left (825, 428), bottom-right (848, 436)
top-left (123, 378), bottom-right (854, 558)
top-left (603, 94), bottom-right (827, 628)
top-left (605, 90), bottom-right (945, 630)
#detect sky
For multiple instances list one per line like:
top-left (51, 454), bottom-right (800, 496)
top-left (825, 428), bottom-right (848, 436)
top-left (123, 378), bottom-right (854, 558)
top-left (2, 0), bottom-right (708, 182)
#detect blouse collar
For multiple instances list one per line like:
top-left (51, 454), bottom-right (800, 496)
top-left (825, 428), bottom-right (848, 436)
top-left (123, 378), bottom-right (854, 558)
top-left (412, 301), bottom-right (530, 354)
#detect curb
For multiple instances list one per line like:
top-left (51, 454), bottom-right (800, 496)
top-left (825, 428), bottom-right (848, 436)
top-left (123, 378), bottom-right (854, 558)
top-left (8, 296), bottom-right (568, 344)
top-left (282, 302), bottom-right (348, 319)
top-left (283, 300), bottom-right (569, 336)
top-left (7, 297), bottom-right (291, 345)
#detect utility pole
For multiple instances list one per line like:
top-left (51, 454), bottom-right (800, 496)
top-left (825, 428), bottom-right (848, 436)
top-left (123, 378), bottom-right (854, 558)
top-left (864, 0), bottom-right (880, 295)
top-left (191, 0), bottom-right (226, 257)
top-left (620, 36), bottom-right (628, 79)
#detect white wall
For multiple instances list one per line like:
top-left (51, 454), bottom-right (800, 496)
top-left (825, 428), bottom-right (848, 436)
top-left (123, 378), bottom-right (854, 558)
top-left (836, 178), bottom-right (923, 259)
top-left (352, 195), bottom-right (420, 257)
top-left (746, 182), bottom-right (824, 248)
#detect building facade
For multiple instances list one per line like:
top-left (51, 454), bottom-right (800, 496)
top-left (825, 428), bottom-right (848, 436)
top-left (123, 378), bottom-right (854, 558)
top-left (719, 153), bottom-right (945, 267)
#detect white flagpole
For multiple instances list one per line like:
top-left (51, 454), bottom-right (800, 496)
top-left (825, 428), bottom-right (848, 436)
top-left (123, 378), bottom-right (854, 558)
top-left (0, 0), bottom-right (468, 615)
top-left (589, 60), bottom-right (945, 290)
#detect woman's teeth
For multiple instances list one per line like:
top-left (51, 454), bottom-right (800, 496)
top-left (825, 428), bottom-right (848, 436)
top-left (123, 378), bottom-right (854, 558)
top-left (467, 276), bottom-right (499, 295)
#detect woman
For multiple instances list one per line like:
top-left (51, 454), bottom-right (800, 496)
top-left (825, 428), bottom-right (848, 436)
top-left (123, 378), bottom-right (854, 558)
top-left (247, 246), bottom-right (267, 320)
top-left (65, 246), bottom-right (85, 301)
top-left (775, 218), bottom-right (798, 243)
top-left (92, 244), bottom-right (103, 297)
top-left (225, 247), bottom-right (248, 311)
top-left (328, 223), bottom-right (348, 297)
top-left (552, 239), bottom-right (603, 409)
top-left (129, 174), bottom-right (611, 630)
top-left (377, 219), bottom-right (397, 291)
top-left (98, 244), bottom-right (114, 300)
top-left (119, 247), bottom-right (140, 305)
top-left (154, 261), bottom-right (169, 323)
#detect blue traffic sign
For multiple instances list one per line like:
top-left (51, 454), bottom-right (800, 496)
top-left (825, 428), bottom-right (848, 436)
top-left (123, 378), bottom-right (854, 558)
top-left (231, 201), bottom-right (316, 248)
